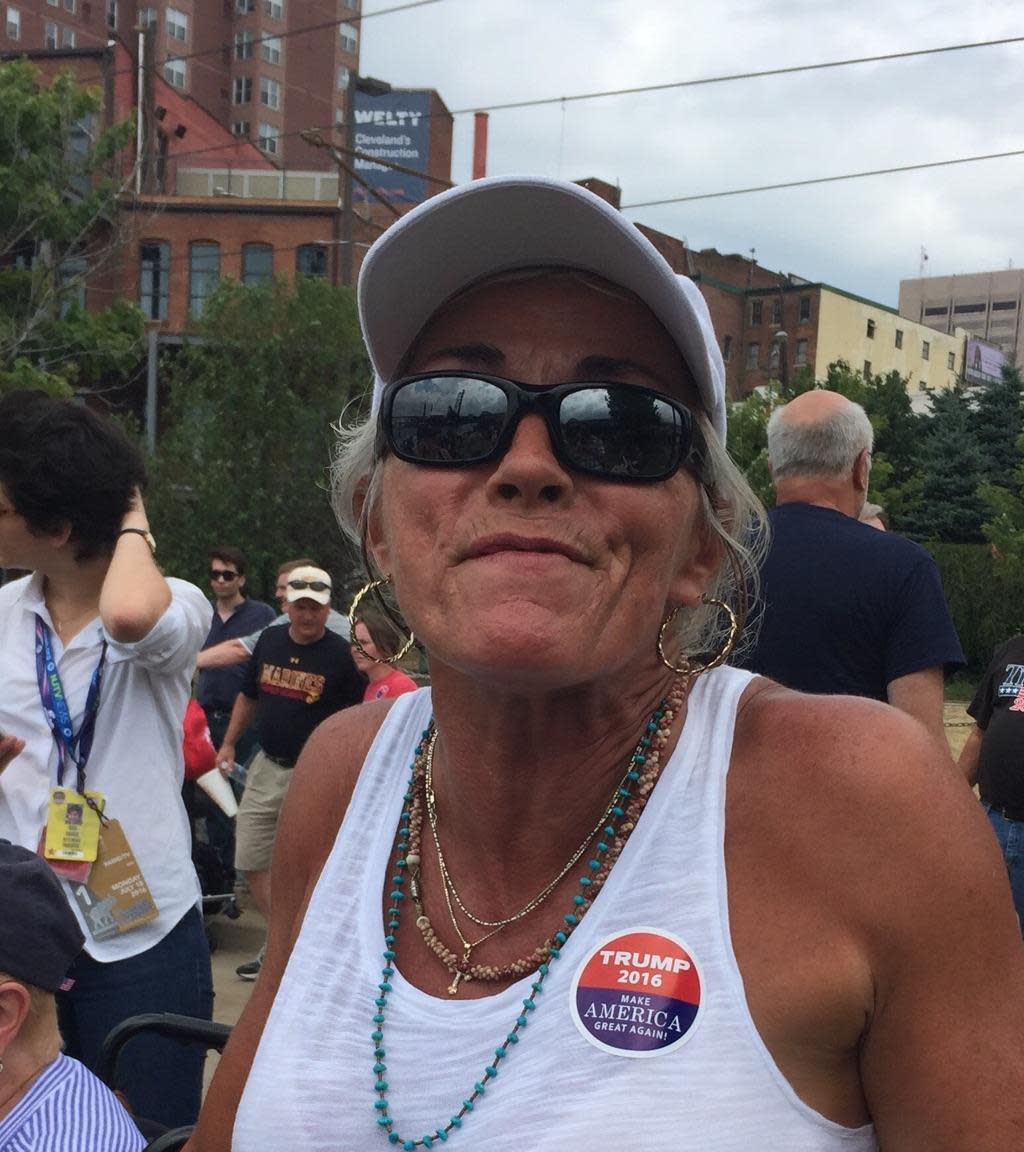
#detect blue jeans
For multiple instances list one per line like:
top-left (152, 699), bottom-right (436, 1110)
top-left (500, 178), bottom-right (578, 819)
top-left (984, 804), bottom-right (1024, 938)
top-left (57, 906), bottom-right (214, 1130)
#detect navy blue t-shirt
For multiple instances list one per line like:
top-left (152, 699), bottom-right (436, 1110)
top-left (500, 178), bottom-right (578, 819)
top-left (197, 597), bottom-right (276, 713)
top-left (739, 503), bottom-right (964, 699)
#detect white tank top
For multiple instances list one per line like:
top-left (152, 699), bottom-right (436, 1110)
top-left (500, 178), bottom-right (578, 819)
top-left (234, 668), bottom-right (877, 1151)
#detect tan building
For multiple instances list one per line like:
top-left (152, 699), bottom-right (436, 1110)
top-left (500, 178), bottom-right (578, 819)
top-left (898, 270), bottom-right (1024, 372)
top-left (814, 287), bottom-right (963, 411)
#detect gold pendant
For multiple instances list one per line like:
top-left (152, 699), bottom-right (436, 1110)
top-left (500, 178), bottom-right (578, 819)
top-left (447, 971), bottom-right (463, 995)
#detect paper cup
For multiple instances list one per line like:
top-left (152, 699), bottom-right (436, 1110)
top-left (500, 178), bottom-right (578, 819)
top-left (196, 767), bottom-right (239, 818)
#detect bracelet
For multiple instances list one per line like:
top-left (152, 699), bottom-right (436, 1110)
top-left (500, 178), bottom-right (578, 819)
top-left (117, 527), bottom-right (156, 555)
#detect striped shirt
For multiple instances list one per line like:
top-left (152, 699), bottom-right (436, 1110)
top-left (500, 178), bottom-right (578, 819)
top-left (0, 1053), bottom-right (145, 1152)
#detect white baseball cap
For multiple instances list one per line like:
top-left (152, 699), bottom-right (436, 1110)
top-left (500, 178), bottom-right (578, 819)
top-left (359, 175), bottom-right (727, 443)
top-left (285, 565), bottom-right (332, 606)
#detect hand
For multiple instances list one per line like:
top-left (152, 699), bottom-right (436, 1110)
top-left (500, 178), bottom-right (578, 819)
top-left (216, 744), bottom-right (236, 777)
top-left (121, 486), bottom-right (150, 533)
top-left (0, 733), bottom-right (26, 775)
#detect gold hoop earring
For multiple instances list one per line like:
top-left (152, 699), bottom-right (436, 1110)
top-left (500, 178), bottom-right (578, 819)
top-left (657, 594), bottom-right (738, 678)
top-left (347, 577), bottom-right (416, 666)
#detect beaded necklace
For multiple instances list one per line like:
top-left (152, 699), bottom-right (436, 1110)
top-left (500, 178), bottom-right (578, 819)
top-left (372, 677), bottom-right (687, 1149)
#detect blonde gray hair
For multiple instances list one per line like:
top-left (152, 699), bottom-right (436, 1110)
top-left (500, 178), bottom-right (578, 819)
top-left (330, 409), bottom-right (767, 664)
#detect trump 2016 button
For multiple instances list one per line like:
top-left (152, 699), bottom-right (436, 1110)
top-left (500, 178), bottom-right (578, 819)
top-left (570, 927), bottom-right (703, 1057)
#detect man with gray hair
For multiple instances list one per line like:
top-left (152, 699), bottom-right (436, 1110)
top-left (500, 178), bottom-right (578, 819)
top-left (740, 389), bottom-right (963, 743)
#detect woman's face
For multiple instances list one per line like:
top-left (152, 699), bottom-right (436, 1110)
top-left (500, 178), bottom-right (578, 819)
top-left (352, 621), bottom-right (380, 674)
top-left (366, 273), bottom-right (720, 690)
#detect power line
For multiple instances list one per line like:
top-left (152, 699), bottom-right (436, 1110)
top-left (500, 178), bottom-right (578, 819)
top-left (620, 147), bottom-right (1024, 208)
top-left (448, 34), bottom-right (1024, 114)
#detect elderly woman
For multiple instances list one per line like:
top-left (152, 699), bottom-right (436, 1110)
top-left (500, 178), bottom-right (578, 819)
top-left (190, 178), bottom-right (1024, 1152)
top-left (0, 392), bottom-right (213, 1130)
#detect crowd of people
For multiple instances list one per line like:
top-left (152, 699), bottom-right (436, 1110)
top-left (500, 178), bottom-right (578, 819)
top-left (1, 174), bottom-right (1022, 1151)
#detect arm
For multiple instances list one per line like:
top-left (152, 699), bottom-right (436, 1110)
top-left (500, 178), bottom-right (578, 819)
top-left (196, 638), bottom-right (253, 670)
top-left (185, 702), bottom-right (391, 1152)
top-left (98, 490), bottom-right (172, 643)
top-left (956, 724), bottom-right (984, 787)
top-left (886, 666), bottom-right (947, 746)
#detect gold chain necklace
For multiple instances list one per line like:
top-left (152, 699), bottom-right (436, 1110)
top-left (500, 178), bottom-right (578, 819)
top-left (410, 677), bottom-right (688, 993)
top-left (425, 732), bottom-right (621, 931)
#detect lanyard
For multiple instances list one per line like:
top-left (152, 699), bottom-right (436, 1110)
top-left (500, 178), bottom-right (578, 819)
top-left (35, 614), bottom-right (107, 793)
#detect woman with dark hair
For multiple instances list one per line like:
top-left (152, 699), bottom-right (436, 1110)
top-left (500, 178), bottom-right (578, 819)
top-left (0, 391), bottom-right (213, 1130)
top-left (351, 607), bottom-right (418, 702)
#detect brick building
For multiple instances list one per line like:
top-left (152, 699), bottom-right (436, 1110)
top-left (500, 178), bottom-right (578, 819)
top-left (3, 0), bottom-right (362, 169)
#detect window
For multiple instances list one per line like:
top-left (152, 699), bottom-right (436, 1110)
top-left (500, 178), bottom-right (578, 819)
top-left (105, 0), bottom-right (116, 28)
top-left (234, 29), bottom-right (252, 58)
top-left (47, 0), bottom-right (57, 5)
top-left (60, 25), bottom-right (75, 46)
top-left (749, 300), bottom-right (762, 325)
top-left (772, 299), bottom-right (782, 326)
top-left (339, 21), bottom-right (357, 52)
top-left (166, 6), bottom-right (187, 40)
top-left (894, 328), bottom-right (903, 349)
top-left (863, 360), bottom-right (872, 377)
top-left (947, 351), bottom-right (956, 370)
top-left (794, 338), bottom-right (808, 366)
top-left (139, 242), bottom-right (169, 321)
top-left (232, 121), bottom-right (250, 137)
top-left (242, 244), bottom-right (273, 284)
top-left (233, 76), bottom-right (252, 104)
top-left (164, 56), bottom-right (186, 88)
top-left (924, 305), bottom-right (948, 316)
top-left (263, 0), bottom-right (282, 16)
top-left (866, 318), bottom-right (876, 339)
top-left (296, 244), bottom-right (329, 279)
top-left (256, 122), bottom-right (278, 154)
top-left (798, 296), bottom-right (810, 323)
top-left (44, 19), bottom-right (56, 45)
top-left (259, 77), bottom-right (280, 109)
top-left (992, 300), bottom-right (1017, 311)
top-left (746, 342), bottom-right (759, 369)
top-left (261, 34), bottom-right (281, 64)
top-left (63, 0), bottom-right (74, 11)
top-left (189, 243), bottom-right (220, 319)
top-left (953, 302), bottom-right (986, 314)
top-left (139, 6), bottom-right (156, 27)
top-left (236, 0), bottom-right (255, 11)
top-left (337, 65), bottom-right (350, 91)
top-left (721, 334), bottom-right (732, 362)
top-left (921, 340), bottom-right (930, 361)
top-left (7, 7), bottom-right (21, 39)
top-left (57, 258), bottom-right (87, 316)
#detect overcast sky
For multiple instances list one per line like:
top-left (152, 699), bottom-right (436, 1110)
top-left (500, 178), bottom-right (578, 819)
top-left (361, 0), bottom-right (1024, 308)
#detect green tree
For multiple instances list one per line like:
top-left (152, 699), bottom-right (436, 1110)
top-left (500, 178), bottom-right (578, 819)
top-left (900, 387), bottom-right (988, 543)
top-left (147, 275), bottom-right (372, 599)
top-left (0, 59), bottom-right (142, 395)
top-left (971, 363), bottom-right (1024, 488)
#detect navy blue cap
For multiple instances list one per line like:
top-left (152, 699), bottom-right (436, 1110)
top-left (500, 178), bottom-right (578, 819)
top-left (0, 840), bottom-right (85, 993)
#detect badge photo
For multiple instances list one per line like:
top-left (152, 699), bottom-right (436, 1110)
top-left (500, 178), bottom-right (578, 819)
top-left (570, 927), bottom-right (704, 1058)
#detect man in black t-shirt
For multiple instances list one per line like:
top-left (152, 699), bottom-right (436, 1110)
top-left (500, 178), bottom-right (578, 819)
top-left (959, 636), bottom-right (1024, 936)
top-left (739, 390), bottom-right (963, 746)
top-left (216, 566), bottom-right (365, 976)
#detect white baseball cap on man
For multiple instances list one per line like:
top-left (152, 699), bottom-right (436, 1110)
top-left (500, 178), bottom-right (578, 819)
top-left (285, 566), bottom-right (332, 606)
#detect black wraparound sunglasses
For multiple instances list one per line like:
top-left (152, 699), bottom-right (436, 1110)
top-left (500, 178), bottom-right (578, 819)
top-left (209, 569), bottom-right (239, 581)
top-left (288, 579), bottom-right (331, 593)
top-left (377, 372), bottom-right (709, 484)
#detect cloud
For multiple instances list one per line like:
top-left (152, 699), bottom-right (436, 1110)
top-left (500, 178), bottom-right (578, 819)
top-left (362, 0), bottom-right (1024, 305)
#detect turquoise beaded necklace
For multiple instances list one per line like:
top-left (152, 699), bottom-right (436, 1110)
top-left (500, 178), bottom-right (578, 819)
top-left (371, 679), bottom-right (686, 1149)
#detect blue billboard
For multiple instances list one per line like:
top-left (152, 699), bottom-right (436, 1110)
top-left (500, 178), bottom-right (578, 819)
top-left (352, 90), bottom-right (431, 206)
